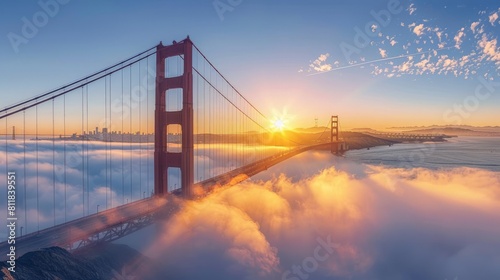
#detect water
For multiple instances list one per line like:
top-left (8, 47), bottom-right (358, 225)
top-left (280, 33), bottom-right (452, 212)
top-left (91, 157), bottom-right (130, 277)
top-left (344, 137), bottom-right (500, 171)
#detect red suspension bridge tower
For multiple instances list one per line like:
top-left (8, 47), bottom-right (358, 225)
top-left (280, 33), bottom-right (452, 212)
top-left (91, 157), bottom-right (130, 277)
top-left (154, 38), bottom-right (194, 198)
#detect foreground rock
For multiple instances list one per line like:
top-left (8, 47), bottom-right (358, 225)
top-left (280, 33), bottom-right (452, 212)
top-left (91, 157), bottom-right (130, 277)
top-left (0, 243), bottom-right (156, 280)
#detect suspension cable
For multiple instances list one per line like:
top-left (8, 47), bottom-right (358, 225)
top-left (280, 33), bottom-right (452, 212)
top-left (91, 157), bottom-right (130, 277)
top-left (192, 43), bottom-right (269, 121)
top-left (0, 50), bottom-right (157, 120)
top-left (1, 46), bottom-right (157, 115)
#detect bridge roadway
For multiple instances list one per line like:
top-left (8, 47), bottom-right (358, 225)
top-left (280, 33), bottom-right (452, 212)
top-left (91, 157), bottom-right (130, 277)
top-left (0, 196), bottom-right (169, 260)
top-left (0, 142), bottom-right (332, 260)
top-left (364, 132), bottom-right (449, 142)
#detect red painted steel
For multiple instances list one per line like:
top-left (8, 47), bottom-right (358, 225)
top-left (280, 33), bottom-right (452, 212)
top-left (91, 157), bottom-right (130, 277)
top-left (155, 38), bottom-right (194, 198)
top-left (331, 115), bottom-right (339, 154)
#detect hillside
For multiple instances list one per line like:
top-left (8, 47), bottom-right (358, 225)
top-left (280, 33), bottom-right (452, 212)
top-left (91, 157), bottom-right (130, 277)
top-left (385, 125), bottom-right (500, 136)
top-left (405, 127), bottom-right (500, 137)
top-left (0, 244), bottom-right (159, 280)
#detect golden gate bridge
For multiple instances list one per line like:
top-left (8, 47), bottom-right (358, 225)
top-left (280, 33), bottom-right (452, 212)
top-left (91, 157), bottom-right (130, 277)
top-left (0, 37), bottom-right (344, 258)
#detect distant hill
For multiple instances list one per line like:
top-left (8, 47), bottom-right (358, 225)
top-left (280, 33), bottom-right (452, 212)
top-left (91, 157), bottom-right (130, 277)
top-left (404, 127), bottom-right (500, 137)
top-left (386, 125), bottom-right (500, 134)
top-left (351, 128), bottom-right (382, 133)
top-left (294, 126), bottom-right (329, 133)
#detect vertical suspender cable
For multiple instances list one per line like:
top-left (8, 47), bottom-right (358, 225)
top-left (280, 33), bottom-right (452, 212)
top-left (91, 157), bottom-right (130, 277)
top-left (105, 76), bottom-right (108, 210)
top-left (129, 65), bottom-right (132, 201)
top-left (4, 116), bottom-right (8, 229)
top-left (52, 99), bottom-right (55, 225)
top-left (121, 70), bottom-right (125, 204)
top-left (63, 95), bottom-right (66, 222)
top-left (5, 116), bottom-right (7, 184)
top-left (210, 66), bottom-right (213, 178)
top-left (86, 85), bottom-right (89, 215)
top-left (139, 62), bottom-right (142, 198)
top-left (36, 103), bottom-right (39, 231)
top-left (81, 87), bottom-right (84, 217)
top-left (146, 57), bottom-right (150, 196)
top-left (203, 57), bottom-right (207, 181)
top-left (217, 74), bottom-right (220, 174)
top-left (23, 111), bottom-right (27, 233)
top-left (109, 74), bottom-right (113, 207)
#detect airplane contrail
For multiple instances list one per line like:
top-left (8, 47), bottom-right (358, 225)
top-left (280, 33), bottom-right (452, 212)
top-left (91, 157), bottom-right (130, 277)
top-left (306, 46), bottom-right (454, 76)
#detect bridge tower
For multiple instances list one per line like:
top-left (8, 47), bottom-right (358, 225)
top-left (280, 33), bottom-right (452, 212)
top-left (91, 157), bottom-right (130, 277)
top-left (331, 115), bottom-right (339, 155)
top-left (154, 38), bottom-right (194, 198)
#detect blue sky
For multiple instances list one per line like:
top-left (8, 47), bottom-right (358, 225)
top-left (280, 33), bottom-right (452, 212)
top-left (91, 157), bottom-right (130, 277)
top-left (1, 0), bottom-right (499, 129)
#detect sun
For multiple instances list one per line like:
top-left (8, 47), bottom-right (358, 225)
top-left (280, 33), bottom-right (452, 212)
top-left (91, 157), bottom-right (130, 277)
top-left (274, 119), bottom-right (285, 130)
top-left (270, 108), bottom-right (292, 131)
top-left (271, 117), bottom-right (288, 131)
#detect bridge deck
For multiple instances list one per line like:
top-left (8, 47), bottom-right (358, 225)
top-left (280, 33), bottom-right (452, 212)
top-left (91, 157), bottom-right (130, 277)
top-left (364, 132), bottom-right (449, 142)
top-left (1, 197), bottom-right (168, 259)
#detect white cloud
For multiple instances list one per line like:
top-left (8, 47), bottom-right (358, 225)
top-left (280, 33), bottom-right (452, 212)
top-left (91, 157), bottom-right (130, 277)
top-left (471, 21), bottom-right (480, 33)
top-left (478, 34), bottom-right (500, 63)
top-left (379, 48), bottom-right (387, 58)
top-left (459, 55), bottom-right (470, 67)
top-left (489, 11), bottom-right (499, 25)
top-left (478, 24), bottom-right (485, 34)
top-left (372, 66), bottom-right (383, 76)
top-left (310, 64), bottom-right (331, 72)
top-left (454, 28), bottom-right (466, 49)
top-left (304, 6), bottom-right (500, 79)
top-left (317, 53), bottom-right (329, 62)
top-left (415, 59), bottom-right (429, 69)
top-left (413, 24), bottom-right (425, 36)
top-left (398, 59), bottom-right (413, 72)
top-left (408, 3), bottom-right (417, 15)
top-left (310, 53), bottom-right (332, 72)
top-left (433, 28), bottom-right (444, 41)
top-left (443, 58), bottom-right (458, 68)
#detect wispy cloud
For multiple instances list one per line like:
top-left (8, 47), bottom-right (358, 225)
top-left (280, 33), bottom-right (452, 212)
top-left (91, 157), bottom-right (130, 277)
top-left (379, 48), bottom-right (388, 58)
top-left (471, 21), bottom-right (480, 33)
top-left (308, 53), bottom-right (333, 72)
top-left (408, 3), bottom-right (417, 15)
top-left (478, 34), bottom-right (500, 64)
top-left (303, 4), bottom-right (500, 79)
top-left (454, 28), bottom-right (466, 49)
top-left (489, 10), bottom-right (499, 25)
